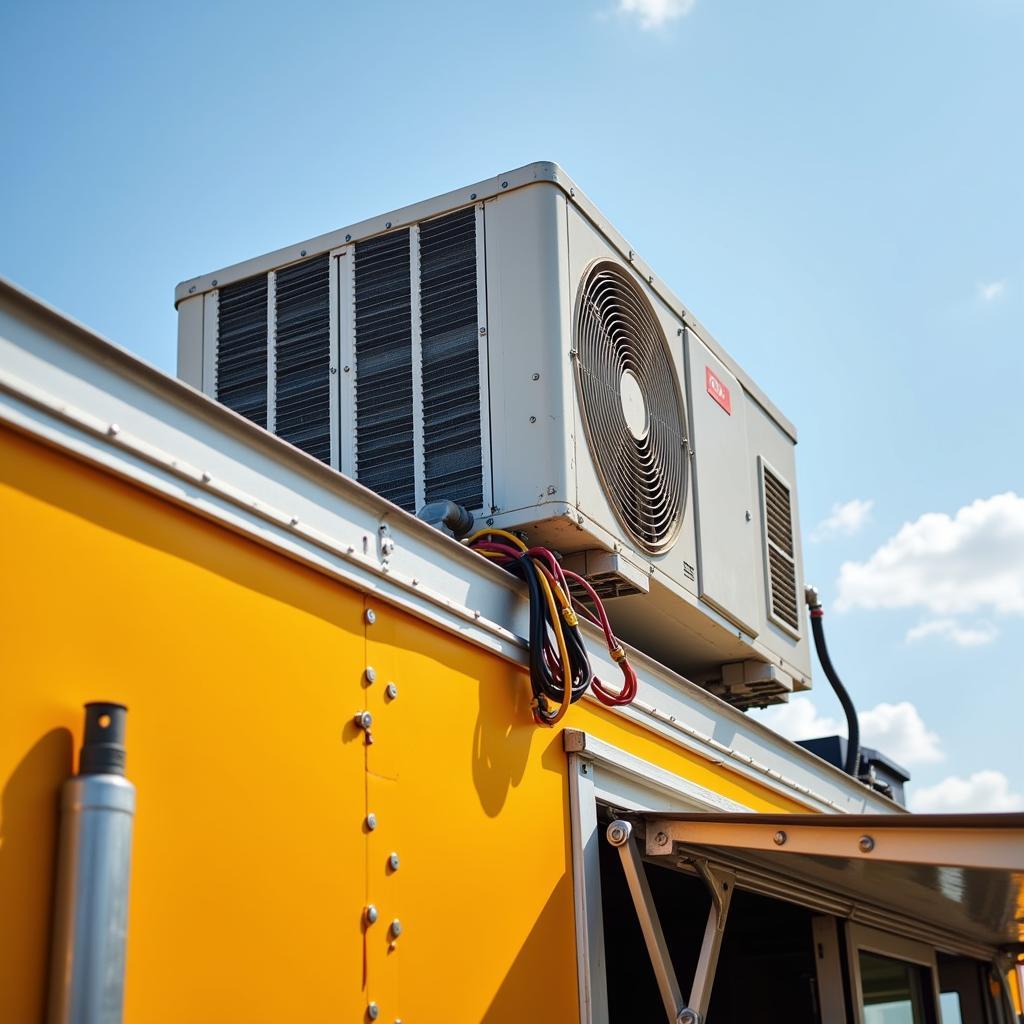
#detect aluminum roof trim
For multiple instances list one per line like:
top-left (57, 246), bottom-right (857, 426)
top-left (172, 161), bottom-right (797, 441)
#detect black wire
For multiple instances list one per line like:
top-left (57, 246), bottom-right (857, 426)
top-left (809, 606), bottom-right (861, 777)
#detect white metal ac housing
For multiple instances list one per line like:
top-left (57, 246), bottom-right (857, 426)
top-left (176, 162), bottom-right (811, 703)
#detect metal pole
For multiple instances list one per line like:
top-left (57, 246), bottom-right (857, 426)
top-left (48, 703), bottom-right (135, 1024)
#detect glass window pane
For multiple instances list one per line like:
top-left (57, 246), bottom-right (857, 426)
top-left (939, 991), bottom-right (963, 1024)
top-left (859, 951), bottom-right (931, 1024)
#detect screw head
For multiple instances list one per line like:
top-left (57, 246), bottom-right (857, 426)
top-left (365, 608), bottom-right (377, 625)
top-left (529, 416), bottom-right (537, 423)
top-left (366, 813), bottom-right (377, 831)
top-left (330, 366), bottom-right (337, 374)
top-left (532, 372), bottom-right (540, 381)
top-left (388, 852), bottom-right (400, 871)
top-left (365, 666), bottom-right (377, 684)
top-left (859, 835), bottom-right (875, 853)
top-left (654, 831), bottom-right (669, 847)
top-left (300, 249), bottom-right (307, 256)
top-left (365, 904), bottom-right (378, 924)
top-left (367, 1003), bottom-right (379, 1021)
top-left (211, 279), bottom-right (218, 286)
top-left (354, 711), bottom-right (373, 729)
top-left (385, 683), bottom-right (398, 700)
top-left (470, 192), bottom-right (477, 199)
top-left (773, 830), bottom-right (787, 846)
top-left (501, 180), bottom-right (509, 188)
top-left (486, 518), bottom-right (494, 526)
top-left (390, 919), bottom-right (402, 937)
top-left (385, 221), bottom-right (392, 229)
top-left (345, 233), bottom-right (352, 241)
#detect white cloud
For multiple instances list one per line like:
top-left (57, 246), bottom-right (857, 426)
top-left (911, 770), bottom-right (1024, 813)
top-left (812, 498), bottom-right (874, 541)
top-left (760, 698), bottom-right (943, 766)
top-left (979, 280), bottom-right (1006, 302)
top-left (906, 617), bottom-right (998, 647)
top-left (836, 493), bottom-right (1024, 616)
top-left (617, 0), bottom-right (696, 29)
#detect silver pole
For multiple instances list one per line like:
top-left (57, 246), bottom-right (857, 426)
top-left (48, 703), bottom-right (135, 1024)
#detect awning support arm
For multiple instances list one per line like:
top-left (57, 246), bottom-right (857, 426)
top-left (606, 820), bottom-right (734, 1024)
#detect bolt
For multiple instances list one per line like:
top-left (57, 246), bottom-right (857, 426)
top-left (107, 423), bottom-right (120, 436)
top-left (486, 518), bottom-right (494, 526)
top-left (385, 221), bottom-right (392, 229)
top-left (367, 1003), bottom-right (379, 1021)
top-left (501, 180), bottom-right (509, 188)
top-left (345, 234), bottom-right (352, 241)
top-left (607, 822), bottom-right (630, 846)
top-left (354, 711), bottom-right (373, 730)
top-left (366, 813), bottom-right (377, 831)
top-left (330, 366), bottom-right (337, 374)
top-left (365, 608), bottom-right (377, 625)
top-left (300, 249), bottom-right (307, 257)
top-left (576, 514), bottom-right (584, 526)
top-left (201, 471), bottom-right (212, 483)
top-left (470, 192), bottom-right (477, 199)
top-left (628, 250), bottom-right (635, 262)
top-left (859, 835), bottom-right (875, 853)
top-left (385, 683), bottom-right (398, 700)
top-left (211, 279), bottom-right (218, 286)
top-left (479, 327), bottom-right (487, 336)
top-left (773, 830), bottom-right (787, 846)
top-left (390, 919), bottom-right (402, 938)
top-left (547, 485), bottom-right (556, 495)
top-left (365, 666), bottom-right (377, 684)
top-left (529, 416), bottom-right (537, 423)
top-left (365, 904), bottom-right (378, 924)
top-left (344, 364), bottom-right (351, 372)
top-left (679, 1011), bottom-right (700, 1024)
top-left (654, 831), bottom-right (669, 847)
top-left (532, 372), bottom-right (540, 381)
top-left (388, 852), bottom-right (400, 871)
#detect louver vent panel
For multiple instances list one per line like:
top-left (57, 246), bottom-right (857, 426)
top-left (761, 462), bottom-right (800, 633)
top-left (275, 255), bottom-right (331, 463)
top-left (216, 275), bottom-right (268, 427)
top-left (354, 231), bottom-right (416, 512)
top-left (419, 208), bottom-right (483, 509)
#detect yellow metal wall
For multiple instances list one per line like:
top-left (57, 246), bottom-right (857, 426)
top-left (0, 425), bottom-right (801, 1023)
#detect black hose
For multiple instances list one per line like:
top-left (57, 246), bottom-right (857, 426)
top-left (808, 600), bottom-right (861, 778)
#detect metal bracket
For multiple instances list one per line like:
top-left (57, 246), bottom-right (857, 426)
top-left (606, 820), bottom-right (734, 1024)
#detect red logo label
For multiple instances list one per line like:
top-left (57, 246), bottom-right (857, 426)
top-left (706, 366), bottom-right (731, 414)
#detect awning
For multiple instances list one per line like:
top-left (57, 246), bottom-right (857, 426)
top-left (604, 812), bottom-right (1024, 1024)
top-left (639, 811), bottom-right (1024, 952)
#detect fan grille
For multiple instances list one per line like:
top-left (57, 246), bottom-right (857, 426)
top-left (573, 261), bottom-right (687, 553)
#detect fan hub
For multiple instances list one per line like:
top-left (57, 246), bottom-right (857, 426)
top-left (619, 369), bottom-right (649, 441)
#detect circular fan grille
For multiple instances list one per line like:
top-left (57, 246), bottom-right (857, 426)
top-left (573, 261), bottom-right (687, 553)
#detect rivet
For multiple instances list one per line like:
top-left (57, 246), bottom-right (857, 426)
top-left (385, 221), bottom-right (392, 228)
top-left (365, 904), bottom-right (378, 924)
top-left (365, 666), bottom-right (377, 684)
top-left (365, 608), bottom-right (377, 625)
top-left (290, 516), bottom-right (299, 526)
top-left (211, 279), bottom-right (218, 286)
top-left (411, 577), bottom-right (419, 586)
top-left (529, 416), bottom-right (537, 423)
top-left (390, 919), bottom-right (402, 937)
top-left (201, 471), bottom-right (212, 483)
top-left (107, 423), bottom-right (120, 436)
top-left (859, 835), bottom-right (875, 853)
top-left (367, 1003), bottom-right (379, 1021)
top-left (344, 365), bottom-right (351, 372)
top-left (532, 372), bottom-right (540, 381)
top-left (470, 192), bottom-right (477, 199)
top-left (388, 852), bottom-right (400, 871)
top-left (486, 518), bottom-right (494, 526)
top-left (501, 180), bottom-right (509, 188)
top-left (654, 831), bottom-right (669, 847)
top-left (546, 485), bottom-right (556, 494)
top-left (479, 327), bottom-right (487, 336)
top-left (385, 683), bottom-right (398, 700)
top-left (345, 234), bottom-right (352, 241)
top-left (745, 510), bottom-right (752, 522)
top-left (188, 285), bottom-right (196, 293)
top-left (300, 249), bottom-right (307, 256)
top-left (648, 274), bottom-right (654, 284)
top-left (773, 830), bottom-right (787, 846)
top-left (330, 366), bottom-right (338, 374)
top-left (366, 812), bottom-right (377, 830)
top-left (570, 187), bottom-right (576, 197)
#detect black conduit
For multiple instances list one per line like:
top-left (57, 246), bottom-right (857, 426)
top-left (806, 591), bottom-right (861, 778)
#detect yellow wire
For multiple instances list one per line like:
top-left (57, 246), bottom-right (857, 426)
top-left (534, 564), bottom-right (573, 725)
top-left (464, 527), bottom-right (529, 552)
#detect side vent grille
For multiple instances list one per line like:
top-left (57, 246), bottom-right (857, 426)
top-left (354, 231), bottom-right (416, 512)
top-left (275, 255), bottom-right (331, 462)
top-left (216, 275), bottom-right (268, 427)
top-left (760, 460), bottom-right (800, 633)
top-left (419, 208), bottom-right (483, 509)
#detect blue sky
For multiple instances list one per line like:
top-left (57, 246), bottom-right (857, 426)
top-left (2, 0), bottom-right (1021, 808)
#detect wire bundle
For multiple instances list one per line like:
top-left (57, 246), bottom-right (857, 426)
top-left (464, 529), bottom-right (638, 725)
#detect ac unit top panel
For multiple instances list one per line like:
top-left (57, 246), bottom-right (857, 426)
top-left (175, 162), bottom-right (797, 445)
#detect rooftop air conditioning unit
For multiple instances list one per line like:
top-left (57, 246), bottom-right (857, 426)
top-left (176, 163), bottom-right (811, 704)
